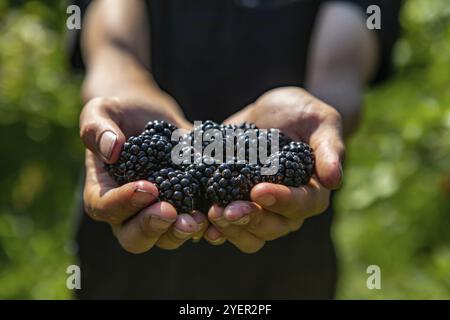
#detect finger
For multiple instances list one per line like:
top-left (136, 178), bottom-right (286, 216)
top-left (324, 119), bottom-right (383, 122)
top-left (191, 210), bottom-right (209, 243)
top-left (250, 181), bottom-right (330, 220)
top-left (80, 97), bottom-right (126, 163)
top-left (112, 201), bottom-right (177, 254)
top-left (208, 205), bottom-right (265, 254)
top-left (223, 201), bottom-right (294, 241)
top-left (204, 225), bottom-right (226, 245)
top-left (156, 213), bottom-right (200, 250)
top-left (84, 153), bottom-right (159, 224)
top-left (309, 109), bottom-right (345, 189)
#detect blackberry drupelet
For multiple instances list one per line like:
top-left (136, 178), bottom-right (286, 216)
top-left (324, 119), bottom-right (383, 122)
top-left (147, 168), bottom-right (200, 213)
top-left (206, 161), bottom-right (255, 207)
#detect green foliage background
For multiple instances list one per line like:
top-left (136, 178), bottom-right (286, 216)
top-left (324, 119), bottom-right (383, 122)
top-left (0, 0), bottom-right (449, 299)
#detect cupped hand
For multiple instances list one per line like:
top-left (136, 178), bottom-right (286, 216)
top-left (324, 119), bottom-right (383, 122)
top-left (80, 97), bottom-right (208, 253)
top-left (204, 87), bottom-right (345, 253)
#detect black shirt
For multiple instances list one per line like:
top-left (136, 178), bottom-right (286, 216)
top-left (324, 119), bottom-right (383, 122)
top-left (70, 0), bottom-right (400, 299)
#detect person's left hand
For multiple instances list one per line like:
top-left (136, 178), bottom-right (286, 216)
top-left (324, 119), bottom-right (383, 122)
top-left (203, 87), bottom-right (345, 253)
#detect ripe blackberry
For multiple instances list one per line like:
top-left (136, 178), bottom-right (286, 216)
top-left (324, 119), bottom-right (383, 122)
top-left (147, 168), bottom-right (200, 213)
top-left (184, 156), bottom-right (219, 212)
top-left (282, 141), bottom-right (315, 177)
top-left (261, 150), bottom-right (313, 187)
top-left (278, 132), bottom-right (292, 148)
top-left (105, 123), bottom-right (175, 185)
top-left (206, 161), bottom-right (254, 207)
top-left (144, 120), bottom-right (177, 140)
top-left (185, 121), bottom-right (223, 157)
top-left (232, 128), bottom-right (291, 165)
top-left (185, 156), bottom-right (219, 189)
top-left (200, 120), bottom-right (222, 131)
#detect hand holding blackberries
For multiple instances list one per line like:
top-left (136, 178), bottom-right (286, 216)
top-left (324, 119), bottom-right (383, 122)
top-left (204, 87), bottom-right (345, 253)
top-left (80, 97), bottom-right (207, 253)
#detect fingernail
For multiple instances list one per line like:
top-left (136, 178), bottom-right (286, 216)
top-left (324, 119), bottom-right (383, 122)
top-left (149, 215), bottom-right (174, 230)
top-left (99, 131), bottom-right (117, 161)
top-left (232, 215), bottom-right (251, 226)
top-left (209, 236), bottom-right (225, 245)
top-left (224, 203), bottom-right (252, 221)
top-left (256, 194), bottom-right (276, 207)
top-left (131, 187), bottom-right (155, 207)
top-left (173, 228), bottom-right (193, 240)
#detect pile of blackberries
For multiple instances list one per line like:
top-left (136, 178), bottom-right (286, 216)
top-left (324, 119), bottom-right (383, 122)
top-left (104, 120), bottom-right (315, 213)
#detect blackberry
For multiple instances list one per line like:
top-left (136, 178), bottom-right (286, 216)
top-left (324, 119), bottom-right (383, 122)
top-left (206, 161), bottom-right (254, 207)
top-left (105, 121), bottom-right (176, 185)
top-left (147, 168), bottom-right (200, 213)
top-left (185, 156), bottom-right (219, 189)
top-left (185, 121), bottom-right (223, 158)
top-left (278, 132), bottom-right (292, 148)
top-left (144, 120), bottom-right (177, 140)
top-left (261, 150), bottom-right (313, 187)
top-left (184, 156), bottom-right (219, 211)
top-left (200, 120), bottom-right (222, 131)
top-left (233, 128), bottom-right (290, 165)
top-left (282, 141), bottom-right (315, 177)
top-left (103, 119), bottom-right (316, 213)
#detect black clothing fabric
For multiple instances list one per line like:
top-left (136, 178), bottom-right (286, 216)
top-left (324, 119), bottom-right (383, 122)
top-left (76, 197), bottom-right (337, 299)
top-left (69, 0), bottom-right (401, 299)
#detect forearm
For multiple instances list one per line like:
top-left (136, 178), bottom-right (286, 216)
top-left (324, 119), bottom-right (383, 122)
top-left (306, 74), bottom-right (362, 138)
top-left (80, 0), bottom-right (184, 124)
top-left (81, 47), bottom-right (183, 120)
top-left (305, 1), bottom-right (379, 138)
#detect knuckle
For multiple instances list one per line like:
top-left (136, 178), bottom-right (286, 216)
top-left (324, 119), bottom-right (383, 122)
top-left (329, 107), bottom-right (342, 122)
top-left (79, 121), bottom-right (97, 141)
top-left (105, 214), bottom-right (123, 225)
top-left (83, 201), bottom-right (103, 222)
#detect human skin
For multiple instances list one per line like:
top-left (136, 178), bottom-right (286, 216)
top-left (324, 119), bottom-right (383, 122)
top-left (79, 0), bottom-right (378, 253)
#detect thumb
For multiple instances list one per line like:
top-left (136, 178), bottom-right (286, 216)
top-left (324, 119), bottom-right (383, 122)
top-left (80, 97), bottom-right (126, 164)
top-left (309, 119), bottom-right (345, 190)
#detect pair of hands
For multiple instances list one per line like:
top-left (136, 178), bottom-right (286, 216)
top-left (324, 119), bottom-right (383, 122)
top-left (80, 87), bottom-right (345, 254)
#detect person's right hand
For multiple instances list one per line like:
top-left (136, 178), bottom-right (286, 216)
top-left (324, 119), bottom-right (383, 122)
top-left (80, 97), bottom-right (208, 253)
